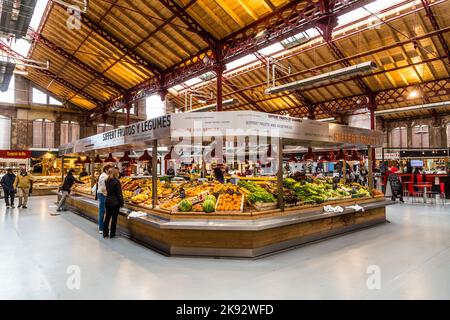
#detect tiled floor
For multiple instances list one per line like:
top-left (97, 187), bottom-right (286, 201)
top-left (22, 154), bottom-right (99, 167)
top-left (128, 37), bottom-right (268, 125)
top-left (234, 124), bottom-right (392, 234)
top-left (0, 196), bottom-right (449, 300)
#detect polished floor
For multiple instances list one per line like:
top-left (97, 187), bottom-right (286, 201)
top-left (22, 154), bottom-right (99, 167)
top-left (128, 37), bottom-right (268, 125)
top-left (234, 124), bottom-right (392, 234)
top-left (0, 196), bottom-right (449, 300)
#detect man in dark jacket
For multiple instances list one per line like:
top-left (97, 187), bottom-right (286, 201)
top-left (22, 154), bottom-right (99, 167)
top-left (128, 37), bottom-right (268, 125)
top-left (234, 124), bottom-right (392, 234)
top-left (1, 168), bottom-right (16, 208)
top-left (56, 169), bottom-right (84, 213)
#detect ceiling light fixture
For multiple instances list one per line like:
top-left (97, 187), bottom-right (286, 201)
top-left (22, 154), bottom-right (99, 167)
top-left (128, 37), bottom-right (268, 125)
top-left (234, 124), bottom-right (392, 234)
top-left (265, 61), bottom-right (377, 95)
top-left (188, 99), bottom-right (239, 113)
top-left (408, 90), bottom-right (419, 99)
top-left (374, 101), bottom-right (450, 116)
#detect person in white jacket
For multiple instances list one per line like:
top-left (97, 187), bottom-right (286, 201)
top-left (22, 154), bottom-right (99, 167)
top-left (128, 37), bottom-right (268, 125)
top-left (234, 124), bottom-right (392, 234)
top-left (96, 165), bottom-right (112, 234)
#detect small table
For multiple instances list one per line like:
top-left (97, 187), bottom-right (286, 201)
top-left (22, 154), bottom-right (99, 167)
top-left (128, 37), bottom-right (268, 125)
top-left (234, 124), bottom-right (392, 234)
top-left (415, 184), bottom-right (432, 203)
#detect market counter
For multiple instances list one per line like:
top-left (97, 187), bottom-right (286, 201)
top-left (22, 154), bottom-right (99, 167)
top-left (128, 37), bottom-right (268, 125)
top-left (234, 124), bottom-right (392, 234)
top-left (59, 193), bottom-right (394, 258)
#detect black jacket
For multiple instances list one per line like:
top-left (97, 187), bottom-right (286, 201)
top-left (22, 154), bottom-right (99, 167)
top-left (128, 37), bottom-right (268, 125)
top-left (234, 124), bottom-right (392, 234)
top-left (1, 173), bottom-right (16, 192)
top-left (105, 178), bottom-right (124, 208)
top-left (62, 174), bottom-right (82, 192)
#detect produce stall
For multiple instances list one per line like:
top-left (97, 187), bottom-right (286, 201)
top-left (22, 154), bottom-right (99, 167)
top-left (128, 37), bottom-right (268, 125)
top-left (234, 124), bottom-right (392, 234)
top-left (59, 111), bottom-right (392, 258)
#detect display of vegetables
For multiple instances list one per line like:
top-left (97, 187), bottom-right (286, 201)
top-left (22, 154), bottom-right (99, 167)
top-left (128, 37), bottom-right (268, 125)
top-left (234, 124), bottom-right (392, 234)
top-left (238, 180), bottom-right (276, 204)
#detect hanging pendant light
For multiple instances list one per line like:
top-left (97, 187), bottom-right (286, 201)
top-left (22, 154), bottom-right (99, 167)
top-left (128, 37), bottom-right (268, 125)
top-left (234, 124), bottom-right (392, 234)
top-left (94, 155), bottom-right (103, 164)
top-left (336, 149), bottom-right (348, 161)
top-left (138, 150), bottom-right (152, 162)
top-left (350, 150), bottom-right (362, 162)
top-left (119, 151), bottom-right (132, 163)
top-left (319, 152), bottom-right (330, 163)
top-left (329, 151), bottom-right (337, 163)
top-left (267, 145), bottom-right (272, 159)
top-left (302, 147), bottom-right (316, 161)
top-left (83, 156), bottom-right (91, 164)
top-left (164, 147), bottom-right (173, 161)
top-left (104, 153), bottom-right (117, 163)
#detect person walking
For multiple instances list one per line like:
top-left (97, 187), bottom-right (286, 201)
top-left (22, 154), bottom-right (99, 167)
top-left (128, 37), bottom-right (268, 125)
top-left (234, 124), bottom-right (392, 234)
top-left (14, 167), bottom-right (34, 209)
top-left (96, 164), bottom-right (112, 234)
top-left (103, 168), bottom-right (124, 239)
top-left (56, 169), bottom-right (84, 212)
top-left (1, 168), bottom-right (16, 208)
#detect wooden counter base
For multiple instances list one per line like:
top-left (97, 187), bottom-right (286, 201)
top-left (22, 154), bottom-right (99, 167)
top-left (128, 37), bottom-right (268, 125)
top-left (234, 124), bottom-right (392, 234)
top-left (61, 194), bottom-right (391, 258)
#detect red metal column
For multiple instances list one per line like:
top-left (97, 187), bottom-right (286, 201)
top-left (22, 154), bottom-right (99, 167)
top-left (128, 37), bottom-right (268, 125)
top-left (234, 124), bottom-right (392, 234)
top-left (368, 92), bottom-right (377, 172)
top-left (214, 63), bottom-right (225, 112)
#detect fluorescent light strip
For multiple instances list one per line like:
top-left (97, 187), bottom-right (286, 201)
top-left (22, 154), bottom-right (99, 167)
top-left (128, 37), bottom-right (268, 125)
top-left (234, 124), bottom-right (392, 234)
top-left (375, 101), bottom-right (450, 115)
top-left (265, 61), bottom-right (377, 94)
top-left (187, 99), bottom-right (239, 113)
top-left (317, 117), bottom-right (336, 122)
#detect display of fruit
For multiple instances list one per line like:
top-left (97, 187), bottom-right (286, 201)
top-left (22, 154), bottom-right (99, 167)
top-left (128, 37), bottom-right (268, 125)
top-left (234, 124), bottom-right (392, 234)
top-left (123, 190), bottom-right (134, 200)
top-left (178, 199), bottom-right (192, 212)
top-left (205, 195), bottom-right (217, 203)
top-left (160, 197), bottom-right (181, 210)
top-left (131, 194), bottom-right (149, 204)
top-left (202, 199), bottom-right (216, 213)
top-left (216, 194), bottom-right (242, 212)
top-left (192, 204), bottom-right (204, 212)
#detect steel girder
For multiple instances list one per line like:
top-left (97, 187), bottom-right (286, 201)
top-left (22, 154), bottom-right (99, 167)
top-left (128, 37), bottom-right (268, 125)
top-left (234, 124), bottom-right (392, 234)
top-left (316, 0), bottom-right (374, 95)
top-left (27, 28), bottom-right (125, 93)
top-left (421, 0), bottom-right (450, 63)
top-left (102, 0), bottom-right (374, 111)
top-left (157, 0), bottom-right (218, 46)
top-left (79, 15), bottom-right (163, 76)
top-left (0, 39), bottom-right (102, 106)
top-left (279, 77), bottom-right (450, 117)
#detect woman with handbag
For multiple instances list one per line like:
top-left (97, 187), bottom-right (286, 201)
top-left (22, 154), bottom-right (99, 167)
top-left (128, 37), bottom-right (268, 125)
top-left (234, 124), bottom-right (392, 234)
top-left (103, 167), bottom-right (124, 239)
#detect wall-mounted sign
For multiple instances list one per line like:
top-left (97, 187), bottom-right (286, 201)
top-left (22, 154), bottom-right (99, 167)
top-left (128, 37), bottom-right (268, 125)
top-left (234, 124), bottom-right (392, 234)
top-left (0, 150), bottom-right (32, 159)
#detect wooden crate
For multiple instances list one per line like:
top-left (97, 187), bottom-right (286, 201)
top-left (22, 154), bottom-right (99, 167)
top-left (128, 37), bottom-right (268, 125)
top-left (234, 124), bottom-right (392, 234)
top-left (215, 194), bottom-right (244, 214)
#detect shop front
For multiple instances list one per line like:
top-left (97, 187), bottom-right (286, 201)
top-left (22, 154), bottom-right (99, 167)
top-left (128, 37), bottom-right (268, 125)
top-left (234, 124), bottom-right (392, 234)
top-left (58, 111), bottom-right (393, 258)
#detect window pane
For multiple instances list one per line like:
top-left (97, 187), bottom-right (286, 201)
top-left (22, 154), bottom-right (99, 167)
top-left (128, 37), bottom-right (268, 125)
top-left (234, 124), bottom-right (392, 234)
top-left (146, 95), bottom-right (165, 119)
top-left (60, 122), bottom-right (69, 145)
top-left (0, 116), bottom-right (11, 149)
top-left (447, 124), bottom-right (450, 147)
top-left (71, 123), bottom-right (80, 142)
top-left (33, 88), bottom-right (47, 104)
top-left (412, 125), bottom-right (429, 148)
top-left (49, 97), bottom-right (62, 105)
top-left (391, 127), bottom-right (406, 148)
top-left (45, 122), bottom-right (55, 148)
top-left (33, 120), bottom-right (43, 148)
top-left (0, 75), bottom-right (15, 103)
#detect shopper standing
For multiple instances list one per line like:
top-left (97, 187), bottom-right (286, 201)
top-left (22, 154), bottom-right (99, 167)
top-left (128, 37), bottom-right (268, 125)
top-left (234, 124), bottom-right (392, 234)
top-left (103, 168), bottom-right (124, 239)
top-left (1, 168), bottom-right (16, 208)
top-left (56, 169), bottom-right (83, 212)
top-left (14, 167), bottom-right (34, 209)
top-left (96, 165), bottom-right (112, 234)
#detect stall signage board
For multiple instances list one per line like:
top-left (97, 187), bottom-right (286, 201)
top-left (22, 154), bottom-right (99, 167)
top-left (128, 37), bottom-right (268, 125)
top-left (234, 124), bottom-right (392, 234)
top-left (0, 150), bottom-right (31, 159)
top-left (376, 152), bottom-right (400, 160)
top-left (60, 112), bottom-right (383, 155)
top-left (59, 115), bottom-right (171, 155)
top-left (385, 174), bottom-right (403, 199)
top-left (170, 112), bottom-right (383, 146)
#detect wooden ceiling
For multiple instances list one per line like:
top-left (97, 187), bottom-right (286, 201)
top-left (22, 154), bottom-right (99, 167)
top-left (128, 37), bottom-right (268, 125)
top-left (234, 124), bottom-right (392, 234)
top-left (25, 0), bottom-right (450, 120)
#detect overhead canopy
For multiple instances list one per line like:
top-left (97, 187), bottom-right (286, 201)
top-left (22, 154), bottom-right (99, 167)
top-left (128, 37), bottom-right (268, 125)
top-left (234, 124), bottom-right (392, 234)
top-left (59, 111), bottom-right (383, 156)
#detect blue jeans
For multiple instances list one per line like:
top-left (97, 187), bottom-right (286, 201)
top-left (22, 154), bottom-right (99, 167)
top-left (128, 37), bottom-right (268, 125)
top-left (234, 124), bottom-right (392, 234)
top-left (98, 193), bottom-right (106, 231)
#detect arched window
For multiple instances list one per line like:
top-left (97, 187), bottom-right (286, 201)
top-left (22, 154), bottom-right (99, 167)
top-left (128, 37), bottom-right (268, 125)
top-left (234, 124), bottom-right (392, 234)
top-left (412, 125), bottom-right (429, 148)
top-left (0, 115), bottom-right (11, 149)
top-left (97, 123), bottom-right (114, 134)
top-left (60, 121), bottom-right (80, 145)
top-left (33, 119), bottom-right (55, 148)
top-left (391, 127), bottom-right (407, 148)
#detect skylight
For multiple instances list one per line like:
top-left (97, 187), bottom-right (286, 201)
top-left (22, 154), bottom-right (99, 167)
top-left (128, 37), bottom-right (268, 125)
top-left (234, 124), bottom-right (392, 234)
top-left (337, 0), bottom-right (405, 27)
top-left (3, 1), bottom-right (49, 58)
